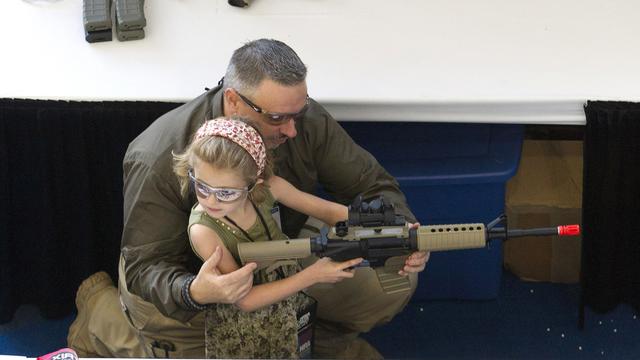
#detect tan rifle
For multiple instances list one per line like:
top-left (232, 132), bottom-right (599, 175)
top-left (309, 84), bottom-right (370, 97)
top-left (238, 196), bottom-right (580, 294)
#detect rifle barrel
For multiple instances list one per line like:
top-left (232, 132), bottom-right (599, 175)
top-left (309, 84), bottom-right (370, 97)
top-left (489, 225), bottom-right (581, 240)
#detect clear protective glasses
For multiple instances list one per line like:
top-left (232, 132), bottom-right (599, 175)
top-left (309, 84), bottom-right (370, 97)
top-left (235, 90), bottom-right (310, 126)
top-left (188, 170), bottom-right (250, 203)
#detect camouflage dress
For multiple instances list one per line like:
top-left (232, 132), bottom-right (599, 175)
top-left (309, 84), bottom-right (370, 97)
top-left (188, 191), bottom-right (315, 359)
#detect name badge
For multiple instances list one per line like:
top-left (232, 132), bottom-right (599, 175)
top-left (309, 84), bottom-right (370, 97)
top-left (271, 202), bottom-right (282, 230)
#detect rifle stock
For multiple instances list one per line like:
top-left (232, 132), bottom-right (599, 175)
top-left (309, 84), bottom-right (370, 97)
top-left (238, 239), bottom-right (313, 274)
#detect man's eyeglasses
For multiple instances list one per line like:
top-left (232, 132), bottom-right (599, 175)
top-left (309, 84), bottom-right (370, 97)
top-left (235, 90), bottom-right (310, 126)
top-left (188, 170), bottom-right (250, 203)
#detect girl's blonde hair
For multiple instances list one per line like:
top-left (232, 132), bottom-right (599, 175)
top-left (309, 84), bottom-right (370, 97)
top-left (173, 116), bottom-right (272, 204)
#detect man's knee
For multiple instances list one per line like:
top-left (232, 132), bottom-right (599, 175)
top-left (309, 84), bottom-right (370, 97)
top-left (307, 267), bottom-right (417, 333)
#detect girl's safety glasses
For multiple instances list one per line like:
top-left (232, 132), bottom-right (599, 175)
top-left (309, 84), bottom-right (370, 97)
top-left (188, 170), bottom-right (250, 203)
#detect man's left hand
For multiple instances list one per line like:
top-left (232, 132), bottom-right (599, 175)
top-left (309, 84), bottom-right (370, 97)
top-left (399, 222), bottom-right (430, 276)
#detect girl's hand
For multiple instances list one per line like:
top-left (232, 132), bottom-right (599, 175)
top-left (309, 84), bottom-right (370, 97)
top-left (303, 257), bottom-right (363, 285)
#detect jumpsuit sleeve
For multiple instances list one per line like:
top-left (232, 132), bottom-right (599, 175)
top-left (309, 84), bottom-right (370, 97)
top-left (307, 102), bottom-right (417, 223)
top-left (121, 152), bottom-right (200, 322)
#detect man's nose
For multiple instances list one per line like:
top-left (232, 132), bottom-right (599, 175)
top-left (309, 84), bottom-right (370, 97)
top-left (279, 118), bottom-right (297, 138)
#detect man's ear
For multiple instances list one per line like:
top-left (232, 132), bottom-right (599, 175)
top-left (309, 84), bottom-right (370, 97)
top-left (223, 88), bottom-right (241, 115)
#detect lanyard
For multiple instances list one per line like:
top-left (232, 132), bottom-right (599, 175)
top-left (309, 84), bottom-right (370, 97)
top-left (224, 199), bottom-right (286, 279)
top-left (224, 198), bottom-right (272, 242)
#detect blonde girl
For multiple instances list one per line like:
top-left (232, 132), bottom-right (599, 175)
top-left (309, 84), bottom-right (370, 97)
top-left (173, 117), bottom-right (362, 358)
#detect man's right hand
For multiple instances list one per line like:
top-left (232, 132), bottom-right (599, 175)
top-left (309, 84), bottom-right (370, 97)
top-left (189, 246), bottom-right (257, 305)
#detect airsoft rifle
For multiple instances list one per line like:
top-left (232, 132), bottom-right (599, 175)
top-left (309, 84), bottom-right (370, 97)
top-left (238, 196), bottom-right (581, 294)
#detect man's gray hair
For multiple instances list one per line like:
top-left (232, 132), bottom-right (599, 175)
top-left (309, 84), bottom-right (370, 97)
top-left (224, 39), bottom-right (307, 96)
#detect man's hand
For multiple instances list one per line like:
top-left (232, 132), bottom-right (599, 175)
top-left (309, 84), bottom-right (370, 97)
top-left (399, 222), bottom-right (430, 276)
top-left (189, 246), bottom-right (257, 305)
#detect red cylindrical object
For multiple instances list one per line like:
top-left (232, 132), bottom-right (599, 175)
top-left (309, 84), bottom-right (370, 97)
top-left (558, 225), bottom-right (581, 236)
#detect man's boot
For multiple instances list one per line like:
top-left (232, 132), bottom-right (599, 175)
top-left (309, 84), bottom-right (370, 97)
top-left (67, 271), bottom-right (114, 357)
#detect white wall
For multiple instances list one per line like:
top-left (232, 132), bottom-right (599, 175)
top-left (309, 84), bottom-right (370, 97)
top-left (2, 0), bottom-right (639, 124)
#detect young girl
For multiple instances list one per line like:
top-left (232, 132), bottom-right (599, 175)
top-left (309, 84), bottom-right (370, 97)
top-left (173, 117), bottom-right (362, 358)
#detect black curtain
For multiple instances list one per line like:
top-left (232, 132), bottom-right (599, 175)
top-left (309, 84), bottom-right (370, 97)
top-left (581, 101), bottom-right (640, 319)
top-left (0, 99), bottom-right (182, 324)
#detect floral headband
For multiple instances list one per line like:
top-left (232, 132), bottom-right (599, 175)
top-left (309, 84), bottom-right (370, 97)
top-left (195, 118), bottom-right (266, 177)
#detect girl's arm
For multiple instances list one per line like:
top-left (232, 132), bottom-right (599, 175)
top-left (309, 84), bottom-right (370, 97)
top-left (235, 256), bottom-right (362, 312)
top-left (190, 224), bottom-right (362, 312)
top-left (188, 224), bottom-right (256, 305)
top-left (267, 175), bottom-right (348, 227)
top-left (189, 223), bottom-right (241, 274)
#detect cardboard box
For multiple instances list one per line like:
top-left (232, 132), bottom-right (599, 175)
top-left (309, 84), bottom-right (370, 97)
top-left (504, 205), bottom-right (582, 283)
top-left (503, 140), bottom-right (583, 283)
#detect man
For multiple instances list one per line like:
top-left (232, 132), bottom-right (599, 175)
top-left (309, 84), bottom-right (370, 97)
top-left (67, 39), bottom-right (429, 359)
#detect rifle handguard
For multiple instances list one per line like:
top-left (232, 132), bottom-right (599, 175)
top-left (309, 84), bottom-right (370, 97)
top-left (416, 223), bottom-right (487, 252)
